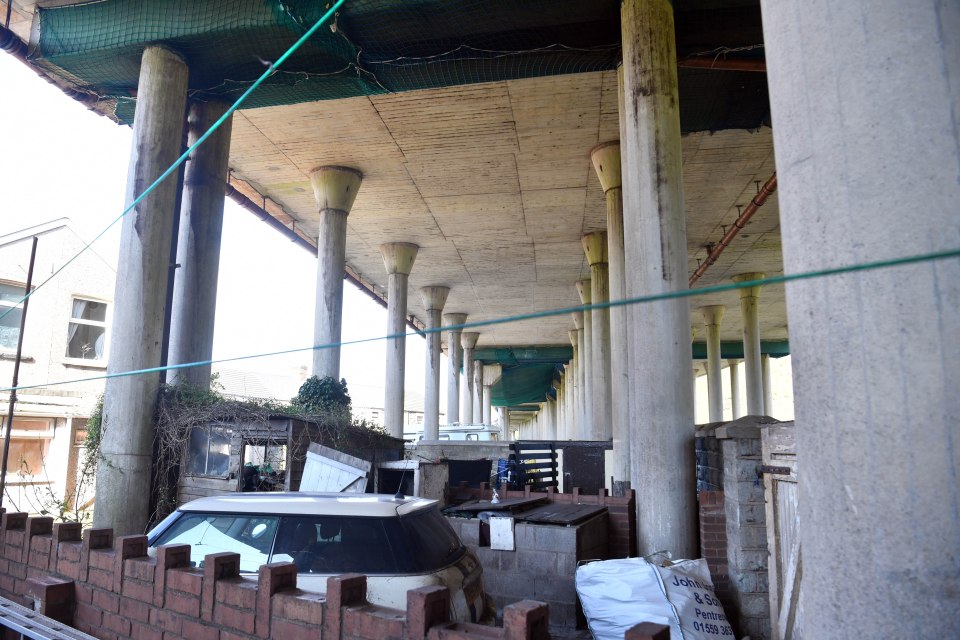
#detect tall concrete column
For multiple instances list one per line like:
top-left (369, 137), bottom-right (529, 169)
top-left (591, 142), bottom-right (629, 479)
top-left (732, 273), bottom-right (764, 415)
top-left (481, 364), bottom-right (501, 426)
top-left (168, 101), bottom-right (232, 389)
top-left (760, 1), bottom-right (960, 634)
top-left (94, 45), bottom-right (189, 535)
top-left (380, 243), bottom-right (418, 438)
top-left (420, 286), bottom-right (449, 440)
top-left (568, 330), bottom-right (580, 439)
top-left (443, 313), bottom-right (467, 425)
top-left (310, 166), bottom-right (362, 379)
top-left (727, 359), bottom-right (742, 419)
top-left (472, 359), bottom-right (483, 424)
top-left (460, 333), bottom-right (478, 424)
top-left (620, 0), bottom-right (696, 557)
top-left (700, 306), bottom-right (725, 422)
top-left (761, 353), bottom-right (772, 416)
top-left (583, 232), bottom-right (612, 440)
top-left (498, 407), bottom-right (509, 440)
top-left (575, 281), bottom-right (594, 439)
top-left (571, 315), bottom-right (587, 439)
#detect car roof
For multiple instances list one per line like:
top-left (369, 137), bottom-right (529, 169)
top-left (175, 492), bottom-right (437, 518)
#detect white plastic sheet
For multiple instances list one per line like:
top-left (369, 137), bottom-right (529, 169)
top-left (575, 557), bottom-right (734, 640)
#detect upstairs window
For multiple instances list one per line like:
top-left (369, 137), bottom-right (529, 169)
top-left (0, 282), bottom-right (26, 351)
top-left (65, 297), bottom-right (108, 361)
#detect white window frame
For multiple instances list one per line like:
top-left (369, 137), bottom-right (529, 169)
top-left (0, 280), bottom-right (28, 354)
top-left (63, 294), bottom-right (110, 367)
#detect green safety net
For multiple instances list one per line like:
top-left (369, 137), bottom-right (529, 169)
top-left (31, 0), bottom-right (769, 131)
top-left (33, 0), bottom-right (621, 123)
top-left (489, 363), bottom-right (558, 407)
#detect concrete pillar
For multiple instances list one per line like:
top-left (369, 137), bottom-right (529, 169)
top-left (498, 407), bottom-right (509, 440)
top-left (761, 1), bottom-right (960, 634)
top-left (94, 45), bottom-right (189, 535)
top-left (481, 364), bottom-right (501, 427)
top-left (727, 359), bottom-right (742, 419)
top-left (443, 313), bottom-right (467, 425)
top-left (380, 243), bottom-right (418, 439)
top-left (167, 101), bottom-right (232, 389)
top-left (692, 366), bottom-right (701, 425)
top-left (761, 353), bottom-right (772, 417)
top-left (700, 306), bottom-right (725, 422)
top-left (568, 329), bottom-right (580, 439)
top-left (310, 166), bottom-right (363, 379)
top-left (575, 281), bottom-right (594, 439)
top-left (620, 0), bottom-right (696, 558)
top-left (591, 141), bottom-right (629, 479)
top-left (572, 315), bottom-right (587, 439)
top-left (460, 332), bottom-right (478, 424)
top-left (419, 286), bottom-right (449, 440)
top-left (583, 232), bottom-right (612, 440)
top-left (472, 359), bottom-right (483, 424)
top-left (732, 273), bottom-right (764, 416)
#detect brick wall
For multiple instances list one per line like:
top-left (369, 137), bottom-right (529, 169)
top-left (719, 427), bottom-right (771, 640)
top-left (697, 491), bottom-right (732, 629)
top-left (0, 511), bottom-right (562, 640)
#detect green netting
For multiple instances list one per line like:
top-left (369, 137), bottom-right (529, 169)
top-left (489, 363), bottom-right (557, 407)
top-left (34, 0), bottom-right (622, 123)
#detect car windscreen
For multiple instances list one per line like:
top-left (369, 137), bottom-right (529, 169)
top-left (151, 513), bottom-right (279, 572)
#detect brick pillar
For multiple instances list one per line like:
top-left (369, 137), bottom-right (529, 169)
top-left (717, 419), bottom-right (770, 639)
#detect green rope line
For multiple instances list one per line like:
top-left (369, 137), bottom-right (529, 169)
top-left (4, 246), bottom-right (956, 394)
top-left (0, 0), bottom-right (348, 326)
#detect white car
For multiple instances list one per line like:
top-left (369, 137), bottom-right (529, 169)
top-left (147, 493), bottom-right (490, 623)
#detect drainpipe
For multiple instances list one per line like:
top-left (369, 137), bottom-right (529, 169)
top-left (689, 173), bottom-right (778, 286)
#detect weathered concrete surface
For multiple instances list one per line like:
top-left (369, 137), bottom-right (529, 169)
top-left (420, 286), bottom-right (449, 439)
top-left (444, 313), bottom-right (467, 424)
top-left (732, 273), bottom-right (764, 416)
top-left (761, 0), bottom-right (960, 635)
top-left (381, 242), bottom-right (418, 438)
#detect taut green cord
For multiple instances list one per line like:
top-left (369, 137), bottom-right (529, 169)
top-left (3, 246), bottom-right (956, 394)
top-left (0, 0), bottom-right (348, 326)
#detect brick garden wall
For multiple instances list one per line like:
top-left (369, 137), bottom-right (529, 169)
top-left (0, 511), bottom-right (559, 640)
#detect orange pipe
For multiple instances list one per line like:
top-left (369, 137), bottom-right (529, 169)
top-left (689, 173), bottom-right (778, 286)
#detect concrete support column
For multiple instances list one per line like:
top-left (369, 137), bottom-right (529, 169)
top-left (591, 141), bottom-right (629, 479)
top-left (481, 364), bottom-right (501, 427)
top-left (168, 101), bottom-right (232, 389)
top-left (498, 407), bottom-right (509, 440)
top-left (575, 282), bottom-right (594, 439)
top-left (94, 45), bottom-right (189, 535)
top-left (760, 1), bottom-right (960, 634)
top-left (761, 353), bottom-right (772, 416)
top-left (419, 286), bottom-right (449, 440)
top-left (568, 329), bottom-right (580, 439)
top-left (621, 0), bottom-right (696, 557)
top-left (571, 315), bottom-right (587, 438)
top-left (310, 166), bottom-right (363, 379)
top-left (583, 232), bottom-right (612, 440)
top-left (472, 359), bottom-right (483, 424)
top-left (727, 359), bottom-right (742, 419)
top-left (443, 313), bottom-right (467, 425)
top-left (700, 306), bottom-right (725, 422)
top-left (732, 273), bottom-right (764, 415)
top-left (460, 333), bottom-right (479, 424)
top-left (380, 243), bottom-right (418, 438)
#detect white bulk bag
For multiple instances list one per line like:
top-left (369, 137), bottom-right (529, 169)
top-left (575, 557), bottom-right (734, 640)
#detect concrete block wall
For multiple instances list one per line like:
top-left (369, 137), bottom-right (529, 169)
top-left (447, 511), bottom-right (607, 631)
top-left (0, 511), bottom-right (558, 640)
top-left (719, 430), bottom-right (771, 640)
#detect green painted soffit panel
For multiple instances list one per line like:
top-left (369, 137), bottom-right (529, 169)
top-left (474, 346), bottom-right (573, 366)
top-left (691, 340), bottom-right (789, 359)
top-left (490, 363), bottom-right (557, 407)
top-left (33, 0), bottom-right (770, 131)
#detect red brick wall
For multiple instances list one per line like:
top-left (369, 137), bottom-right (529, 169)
top-left (698, 491), bottom-right (734, 628)
top-left (0, 510), bottom-right (554, 640)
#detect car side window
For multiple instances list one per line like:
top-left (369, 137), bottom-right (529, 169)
top-left (151, 513), bottom-right (278, 572)
top-left (271, 516), bottom-right (395, 574)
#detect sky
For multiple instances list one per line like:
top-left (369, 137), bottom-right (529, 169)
top-left (0, 52), bottom-right (440, 415)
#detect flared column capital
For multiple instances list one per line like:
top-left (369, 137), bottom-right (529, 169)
top-left (419, 286), bottom-right (450, 312)
top-left (380, 242), bottom-right (419, 275)
top-left (310, 166), bottom-right (363, 213)
top-left (590, 141), bottom-right (622, 192)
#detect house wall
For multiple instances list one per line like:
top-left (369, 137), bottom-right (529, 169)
top-left (0, 223), bottom-right (115, 516)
